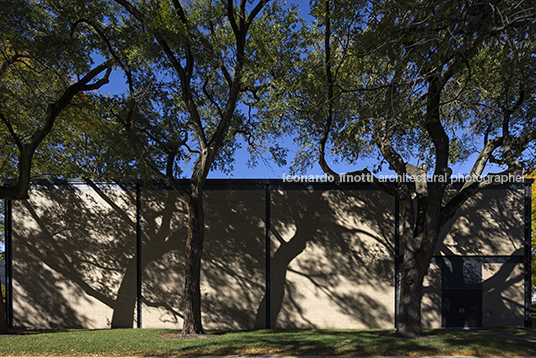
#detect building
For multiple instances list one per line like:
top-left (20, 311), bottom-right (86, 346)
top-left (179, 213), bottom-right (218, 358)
top-left (2, 179), bottom-right (532, 329)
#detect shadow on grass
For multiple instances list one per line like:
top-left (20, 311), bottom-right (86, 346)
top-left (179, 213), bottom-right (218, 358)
top-left (2, 328), bottom-right (536, 356)
top-left (5, 328), bottom-right (98, 335)
top-left (424, 329), bottom-right (536, 356)
top-left (165, 329), bottom-right (536, 356)
top-left (160, 330), bottom-right (427, 356)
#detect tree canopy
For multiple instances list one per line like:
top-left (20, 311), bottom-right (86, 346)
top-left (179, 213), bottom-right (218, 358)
top-left (0, 0), bottom-right (113, 200)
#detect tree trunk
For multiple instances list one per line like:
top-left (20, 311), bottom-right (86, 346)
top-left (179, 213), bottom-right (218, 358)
top-left (0, 292), bottom-right (7, 334)
top-left (397, 249), bottom-right (427, 337)
top-left (396, 188), bottom-right (445, 337)
top-left (111, 259), bottom-right (138, 328)
top-left (182, 192), bottom-right (205, 334)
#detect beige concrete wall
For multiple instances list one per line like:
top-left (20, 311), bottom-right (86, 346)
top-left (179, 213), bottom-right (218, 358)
top-left (422, 263), bottom-right (441, 329)
top-left (140, 189), bottom-right (186, 329)
top-left (270, 189), bottom-right (395, 329)
top-left (10, 184), bottom-right (526, 330)
top-left (13, 187), bottom-right (265, 330)
top-left (12, 188), bottom-right (137, 329)
top-left (437, 189), bottom-right (524, 256)
top-left (141, 189), bottom-right (265, 330)
top-left (482, 263), bottom-right (524, 328)
top-left (202, 190), bottom-right (266, 330)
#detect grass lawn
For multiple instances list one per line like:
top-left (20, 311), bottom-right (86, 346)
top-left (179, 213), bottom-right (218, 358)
top-left (490, 309), bottom-right (536, 336)
top-left (1, 328), bottom-right (535, 357)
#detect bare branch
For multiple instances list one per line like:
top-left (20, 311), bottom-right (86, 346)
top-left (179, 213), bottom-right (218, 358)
top-left (245, 0), bottom-right (269, 32)
top-left (424, 76), bottom-right (450, 176)
top-left (203, 76), bottom-right (224, 119)
top-left (226, 0), bottom-right (240, 38)
top-left (0, 111), bottom-right (22, 149)
top-left (70, 18), bottom-right (135, 91)
top-left (171, 0), bottom-right (188, 23)
top-left (374, 119), bottom-right (407, 176)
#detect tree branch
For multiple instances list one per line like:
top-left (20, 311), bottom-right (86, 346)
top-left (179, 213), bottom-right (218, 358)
top-left (318, 0), bottom-right (340, 182)
top-left (0, 111), bottom-right (23, 149)
top-left (245, 0), bottom-right (269, 32)
top-left (0, 53), bottom-right (25, 78)
top-left (0, 61), bottom-right (112, 200)
top-left (425, 75), bottom-right (450, 178)
top-left (226, 0), bottom-right (240, 39)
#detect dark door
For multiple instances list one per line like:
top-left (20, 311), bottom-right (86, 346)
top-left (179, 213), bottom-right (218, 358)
top-left (441, 290), bottom-right (482, 328)
top-left (441, 259), bottom-right (483, 328)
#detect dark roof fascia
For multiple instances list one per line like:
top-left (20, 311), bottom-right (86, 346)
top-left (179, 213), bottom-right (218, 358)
top-left (3, 177), bottom-right (531, 191)
top-left (22, 178), bottom-right (381, 191)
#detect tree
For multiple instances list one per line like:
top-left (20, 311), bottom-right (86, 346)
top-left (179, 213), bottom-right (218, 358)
top-left (528, 169), bottom-right (536, 297)
top-left (0, 1), bottom-right (113, 199)
top-left (0, 0), bottom-right (113, 332)
top-left (82, 0), bottom-right (301, 333)
top-left (260, 0), bottom-right (536, 337)
top-left (362, 1), bottom-right (536, 337)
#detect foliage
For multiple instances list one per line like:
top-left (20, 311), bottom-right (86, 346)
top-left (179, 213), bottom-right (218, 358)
top-left (0, 0), bottom-right (113, 200)
top-left (0, 0), bottom-right (115, 334)
top-left (35, 94), bottom-right (137, 181)
top-left (95, 0), bottom-right (304, 180)
top-left (1, 0), bottom-right (304, 335)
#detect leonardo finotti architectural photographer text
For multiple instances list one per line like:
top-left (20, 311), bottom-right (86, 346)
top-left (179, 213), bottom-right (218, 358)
top-left (282, 173), bottom-right (526, 184)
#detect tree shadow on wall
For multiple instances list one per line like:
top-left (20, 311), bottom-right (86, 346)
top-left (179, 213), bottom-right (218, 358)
top-left (137, 189), bottom-right (185, 327)
top-left (482, 261), bottom-right (524, 327)
top-left (13, 184), bottom-right (227, 329)
top-left (14, 183), bottom-right (198, 329)
top-left (438, 188), bottom-right (525, 256)
top-left (131, 188), bottom-right (266, 330)
top-left (13, 182), bottom-right (137, 329)
top-left (138, 186), bottom-right (396, 330)
top-left (255, 187), bottom-right (396, 329)
top-left (200, 189), bottom-right (266, 329)
top-left (13, 182), bottom-right (399, 330)
top-left (13, 183), bottom-right (269, 330)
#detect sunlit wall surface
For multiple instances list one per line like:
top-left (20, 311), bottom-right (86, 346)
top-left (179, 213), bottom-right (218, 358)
top-left (8, 180), bottom-right (530, 329)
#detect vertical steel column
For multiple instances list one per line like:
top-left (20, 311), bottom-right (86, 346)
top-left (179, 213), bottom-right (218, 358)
top-left (394, 197), bottom-right (400, 329)
top-left (5, 199), bottom-right (13, 328)
top-left (265, 183), bottom-right (271, 329)
top-left (524, 181), bottom-right (532, 328)
top-left (136, 184), bottom-right (143, 328)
